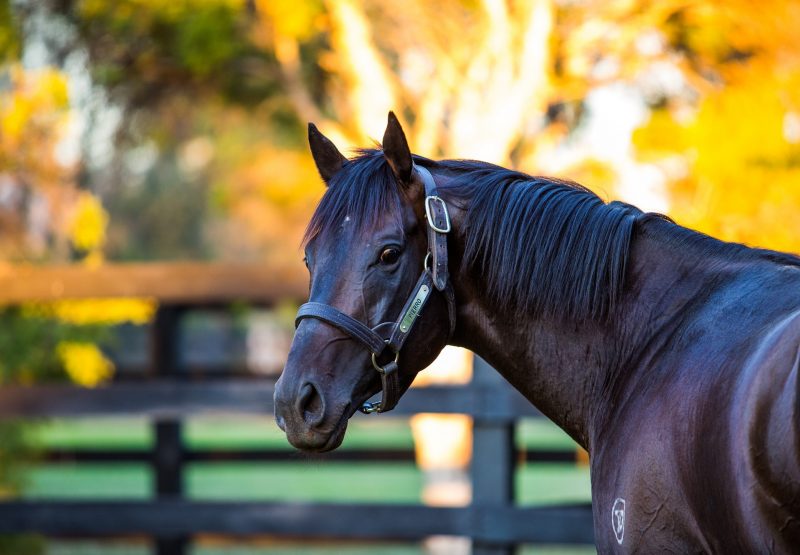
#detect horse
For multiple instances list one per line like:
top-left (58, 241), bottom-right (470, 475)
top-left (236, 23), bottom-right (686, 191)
top-left (274, 112), bottom-right (800, 552)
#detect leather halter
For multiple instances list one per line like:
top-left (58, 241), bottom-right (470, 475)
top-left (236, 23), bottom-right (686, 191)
top-left (295, 165), bottom-right (456, 414)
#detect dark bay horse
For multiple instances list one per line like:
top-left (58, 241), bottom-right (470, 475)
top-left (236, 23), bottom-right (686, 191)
top-left (274, 112), bottom-right (800, 552)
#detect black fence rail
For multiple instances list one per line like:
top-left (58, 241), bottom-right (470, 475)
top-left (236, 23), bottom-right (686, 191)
top-left (36, 447), bottom-right (580, 464)
top-left (0, 380), bottom-right (537, 419)
top-left (0, 369), bottom-right (595, 554)
top-left (0, 501), bottom-right (594, 544)
top-left (0, 291), bottom-right (596, 554)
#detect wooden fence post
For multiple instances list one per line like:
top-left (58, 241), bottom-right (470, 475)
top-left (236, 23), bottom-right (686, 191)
top-left (470, 356), bottom-right (517, 555)
top-left (151, 305), bottom-right (188, 555)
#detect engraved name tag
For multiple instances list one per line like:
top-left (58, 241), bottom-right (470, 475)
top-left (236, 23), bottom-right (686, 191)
top-left (399, 284), bottom-right (429, 332)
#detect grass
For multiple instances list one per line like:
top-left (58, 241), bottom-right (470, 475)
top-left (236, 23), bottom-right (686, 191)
top-left (18, 416), bottom-right (593, 554)
top-left (22, 416), bottom-right (590, 504)
top-left (22, 460), bottom-right (590, 505)
top-left (28, 415), bottom-right (581, 451)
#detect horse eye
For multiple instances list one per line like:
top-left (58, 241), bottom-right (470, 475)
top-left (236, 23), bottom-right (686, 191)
top-left (380, 247), bottom-right (401, 265)
top-left (303, 256), bottom-right (309, 269)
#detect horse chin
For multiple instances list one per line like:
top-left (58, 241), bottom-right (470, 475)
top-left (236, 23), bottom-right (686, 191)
top-left (285, 405), bottom-right (353, 453)
top-left (317, 420), bottom-right (348, 452)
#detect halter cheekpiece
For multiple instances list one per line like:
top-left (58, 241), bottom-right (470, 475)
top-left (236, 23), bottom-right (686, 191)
top-left (295, 165), bottom-right (456, 414)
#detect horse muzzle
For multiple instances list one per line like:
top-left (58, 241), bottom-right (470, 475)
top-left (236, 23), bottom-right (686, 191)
top-left (273, 376), bottom-right (351, 452)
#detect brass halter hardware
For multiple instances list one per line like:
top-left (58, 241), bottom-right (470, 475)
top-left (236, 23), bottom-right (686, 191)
top-left (371, 342), bottom-right (399, 373)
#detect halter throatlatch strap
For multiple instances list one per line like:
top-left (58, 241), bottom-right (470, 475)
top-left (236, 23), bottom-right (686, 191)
top-left (295, 163), bottom-right (454, 414)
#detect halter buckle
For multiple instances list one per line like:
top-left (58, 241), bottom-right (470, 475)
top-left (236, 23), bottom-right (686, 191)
top-left (425, 196), bottom-right (451, 233)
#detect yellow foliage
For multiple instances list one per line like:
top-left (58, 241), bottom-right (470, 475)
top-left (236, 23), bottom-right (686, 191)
top-left (0, 64), bottom-right (77, 258)
top-left (56, 341), bottom-right (114, 388)
top-left (255, 0), bottom-right (321, 40)
top-left (625, 0), bottom-right (800, 251)
top-left (0, 65), bottom-right (69, 147)
top-left (559, 158), bottom-right (619, 201)
top-left (24, 298), bottom-right (156, 326)
top-left (69, 192), bottom-right (109, 252)
top-left (635, 68), bottom-right (800, 252)
top-left (632, 110), bottom-right (688, 160)
top-left (56, 299), bottom-right (155, 326)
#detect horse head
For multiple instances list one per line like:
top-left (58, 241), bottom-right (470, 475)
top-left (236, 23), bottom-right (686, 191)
top-left (274, 113), bottom-right (455, 452)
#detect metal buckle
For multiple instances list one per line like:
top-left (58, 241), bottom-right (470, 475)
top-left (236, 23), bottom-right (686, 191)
top-left (359, 401), bottom-right (381, 414)
top-left (371, 349), bottom-right (399, 373)
top-left (425, 196), bottom-right (451, 233)
top-left (360, 345), bottom-right (400, 414)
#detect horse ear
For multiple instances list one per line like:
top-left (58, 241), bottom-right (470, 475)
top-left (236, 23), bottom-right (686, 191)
top-left (308, 123), bottom-right (346, 185)
top-left (382, 111), bottom-right (414, 184)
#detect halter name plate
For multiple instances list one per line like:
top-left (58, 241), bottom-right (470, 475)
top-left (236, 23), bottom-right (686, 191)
top-left (400, 285), bottom-right (430, 332)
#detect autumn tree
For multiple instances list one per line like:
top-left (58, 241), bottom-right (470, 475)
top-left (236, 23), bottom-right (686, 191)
top-left (9, 0), bottom-right (799, 261)
top-left (632, 0), bottom-right (800, 252)
top-left (255, 0), bottom-right (800, 258)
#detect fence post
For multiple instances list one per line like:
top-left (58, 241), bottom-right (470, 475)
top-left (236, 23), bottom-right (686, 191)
top-left (151, 305), bottom-right (187, 555)
top-left (470, 356), bottom-right (517, 555)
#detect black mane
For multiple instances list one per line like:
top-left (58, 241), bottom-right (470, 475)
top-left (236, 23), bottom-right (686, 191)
top-left (304, 149), bottom-right (800, 323)
top-left (438, 159), bottom-right (641, 322)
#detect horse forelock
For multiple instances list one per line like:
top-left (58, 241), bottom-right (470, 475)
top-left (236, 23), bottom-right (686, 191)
top-left (302, 149), bottom-right (406, 248)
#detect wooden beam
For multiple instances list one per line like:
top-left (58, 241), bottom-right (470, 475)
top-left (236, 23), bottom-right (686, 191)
top-left (148, 305), bottom-right (189, 554)
top-left (0, 381), bottom-right (277, 419)
top-left (37, 447), bottom-right (576, 464)
top-left (0, 381), bottom-right (542, 419)
top-left (154, 420), bottom-right (188, 555)
top-left (471, 356), bottom-right (517, 555)
top-left (0, 262), bottom-right (306, 305)
top-left (0, 501), bottom-right (595, 543)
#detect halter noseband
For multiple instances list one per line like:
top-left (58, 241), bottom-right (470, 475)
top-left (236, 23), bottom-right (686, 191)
top-left (295, 165), bottom-right (456, 414)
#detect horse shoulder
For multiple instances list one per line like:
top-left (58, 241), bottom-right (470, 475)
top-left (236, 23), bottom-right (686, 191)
top-left (734, 307), bottom-right (800, 548)
top-left (589, 303), bottom-right (800, 552)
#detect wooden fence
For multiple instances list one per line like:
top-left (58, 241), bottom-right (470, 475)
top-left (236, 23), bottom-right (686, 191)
top-left (0, 263), bottom-right (595, 554)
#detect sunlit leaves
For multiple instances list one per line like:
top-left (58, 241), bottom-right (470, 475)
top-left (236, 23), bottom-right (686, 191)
top-left (635, 67), bottom-right (800, 251)
top-left (255, 0), bottom-right (323, 41)
top-left (56, 341), bottom-right (114, 387)
top-left (68, 192), bottom-right (109, 253)
top-left (11, 0), bottom-right (800, 263)
top-left (0, 66), bottom-right (68, 148)
top-left (24, 298), bottom-right (156, 326)
top-left (0, 65), bottom-right (77, 259)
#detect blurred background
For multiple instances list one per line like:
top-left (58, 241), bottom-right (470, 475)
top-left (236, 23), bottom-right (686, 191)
top-left (0, 0), bottom-right (799, 554)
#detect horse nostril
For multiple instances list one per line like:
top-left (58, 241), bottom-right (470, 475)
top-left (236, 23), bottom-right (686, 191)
top-left (296, 382), bottom-right (325, 428)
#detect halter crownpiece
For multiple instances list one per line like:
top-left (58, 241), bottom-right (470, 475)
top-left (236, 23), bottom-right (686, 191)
top-left (294, 164), bottom-right (456, 414)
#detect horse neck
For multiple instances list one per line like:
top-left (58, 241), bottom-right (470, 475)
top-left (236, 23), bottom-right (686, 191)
top-left (448, 216), bottom-right (734, 450)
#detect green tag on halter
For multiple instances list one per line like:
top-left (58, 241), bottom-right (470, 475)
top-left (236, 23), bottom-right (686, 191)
top-left (399, 284), bottom-right (429, 333)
